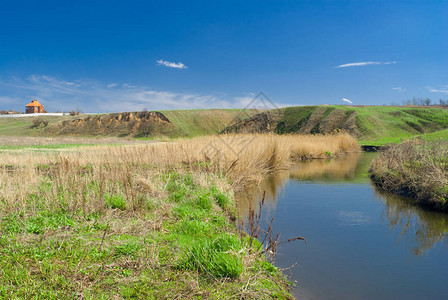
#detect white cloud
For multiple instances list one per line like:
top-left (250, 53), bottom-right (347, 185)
top-left (106, 83), bottom-right (118, 88)
top-left (392, 87), bottom-right (406, 92)
top-left (429, 88), bottom-right (448, 94)
top-left (335, 61), bottom-right (397, 68)
top-left (342, 98), bottom-right (353, 104)
top-left (156, 59), bottom-right (188, 69)
top-left (427, 85), bottom-right (448, 94)
top-left (0, 75), bottom-right (279, 113)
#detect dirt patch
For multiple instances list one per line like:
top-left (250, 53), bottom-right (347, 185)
top-left (221, 111), bottom-right (283, 134)
top-left (297, 107), bottom-right (327, 134)
top-left (46, 111), bottom-right (174, 137)
top-left (221, 107), bottom-right (361, 136)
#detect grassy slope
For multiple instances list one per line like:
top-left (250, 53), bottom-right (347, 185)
top-left (335, 106), bottom-right (448, 145)
top-left (0, 110), bottom-right (256, 139)
top-left (161, 109), bottom-right (257, 137)
top-left (0, 116), bottom-right (79, 136)
top-left (2, 106), bottom-right (448, 145)
top-left (268, 105), bottom-right (448, 145)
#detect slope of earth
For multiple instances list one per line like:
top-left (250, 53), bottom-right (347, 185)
top-left (0, 109), bottom-right (259, 139)
top-left (222, 105), bottom-right (448, 145)
top-left (45, 111), bottom-right (173, 137)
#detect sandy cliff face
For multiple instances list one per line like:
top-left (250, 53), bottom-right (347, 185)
top-left (47, 111), bottom-right (173, 136)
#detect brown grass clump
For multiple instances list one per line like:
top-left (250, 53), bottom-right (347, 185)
top-left (370, 139), bottom-right (448, 211)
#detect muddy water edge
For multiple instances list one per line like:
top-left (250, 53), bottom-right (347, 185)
top-left (237, 152), bottom-right (448, 300)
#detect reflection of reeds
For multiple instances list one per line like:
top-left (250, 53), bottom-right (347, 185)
top-left (289, 152), bottom-right (362, 181)
top-left (373, 186), bottom-right (448, 255)
top-left (237, 170), bottom-right (290, 222)
top-left (237, 153), bottom-right (364, 221)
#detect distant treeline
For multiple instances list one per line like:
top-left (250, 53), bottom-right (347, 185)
top-left (401, 97), bottom-right (448, 106)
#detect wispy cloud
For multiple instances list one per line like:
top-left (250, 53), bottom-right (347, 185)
top-left (156, 59), bottom-right (188, 69)
top-left (106, 83), bottom-right (117, 88)
top-left (342, 98), bottom-right (353, 104)
top-left (335, 61), bottom-right (397, 68)
top-left (428, 85), bottom-right (448, 94)
top-left (0, 75), bottom-right (270, 113)
top-left (392, 87), bottom-right (406, 92)
top-left (429, 88), bottom-right (448, 94)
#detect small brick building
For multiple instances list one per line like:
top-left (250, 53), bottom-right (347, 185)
top-left (25, 100), bottom-right (45, 114)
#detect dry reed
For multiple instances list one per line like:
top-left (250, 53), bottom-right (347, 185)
top-left (370, 139), bottom-right (448, 211)
top-left (0, 133), bottom-right (359, 214)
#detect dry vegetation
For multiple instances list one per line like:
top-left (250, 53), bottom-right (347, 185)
top-left (370, 139), bottom-right (448, 211)
top-left (0, 133), bottom-right (359, 298)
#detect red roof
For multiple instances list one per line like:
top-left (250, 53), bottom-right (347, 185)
top-left (26, 100), bottom-right (44, 107)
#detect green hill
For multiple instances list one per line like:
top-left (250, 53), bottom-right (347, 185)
top-left (0, 109), bottom-right (258, 139)
top-left (222, 105), bottom-right (448, 145)
top-left (2, 106), bottom-right (448, 145)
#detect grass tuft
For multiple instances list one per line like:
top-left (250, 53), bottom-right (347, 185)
top-left (180, 234), bottom-right (244, 278)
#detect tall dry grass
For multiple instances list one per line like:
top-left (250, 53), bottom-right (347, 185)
top-left (0, 133), bottom-right (359, 214)
top-left (370, 139), bottom-right (448, 211)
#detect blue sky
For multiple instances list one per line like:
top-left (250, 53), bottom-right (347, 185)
top-left (1, 0), bottom-right (447, 112)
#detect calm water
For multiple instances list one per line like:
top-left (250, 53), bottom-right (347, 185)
top-left (237, 152), bottom-right (448, 300)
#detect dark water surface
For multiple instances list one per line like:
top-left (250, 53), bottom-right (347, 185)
top-left (237, 152), bottom-right (448, 300)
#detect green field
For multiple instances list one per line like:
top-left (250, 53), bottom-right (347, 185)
top-left (1, 106), bottom-right (448, 145)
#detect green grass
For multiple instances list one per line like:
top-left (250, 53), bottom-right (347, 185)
top-left (0, 116), bottom-right (78, 136)
top-left (161, 109), bottom-right (258, 137)
top-left (0, 110), bottom-right (257, 139)
top-left (0, 172), bottom-right (292, 298)
top-left (334, 106), bottom-right (448, 145)
top-left (6, 106), bottom-right (448, 146)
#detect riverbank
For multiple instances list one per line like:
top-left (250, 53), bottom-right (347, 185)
top-left (0, 133), bottom-right (359, 298)
top-left (370, 139), bottom-right (448, 212)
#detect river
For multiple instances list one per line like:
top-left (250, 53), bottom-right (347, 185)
top-left (237, 152), bottom-right (448, 300)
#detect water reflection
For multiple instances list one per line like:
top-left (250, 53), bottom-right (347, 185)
top-left (289, 152), bottom-right (364, 182)
top-left (236, 169), bottom-right (289, 223)
top-left (237, 152), bottom-right (368, 221)
top-left (237, 152), bottom-right (448, 256)
top-left (373, 187), bottom-right (448, 256)
top-left (237, 152), bottom-right (448, 299)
